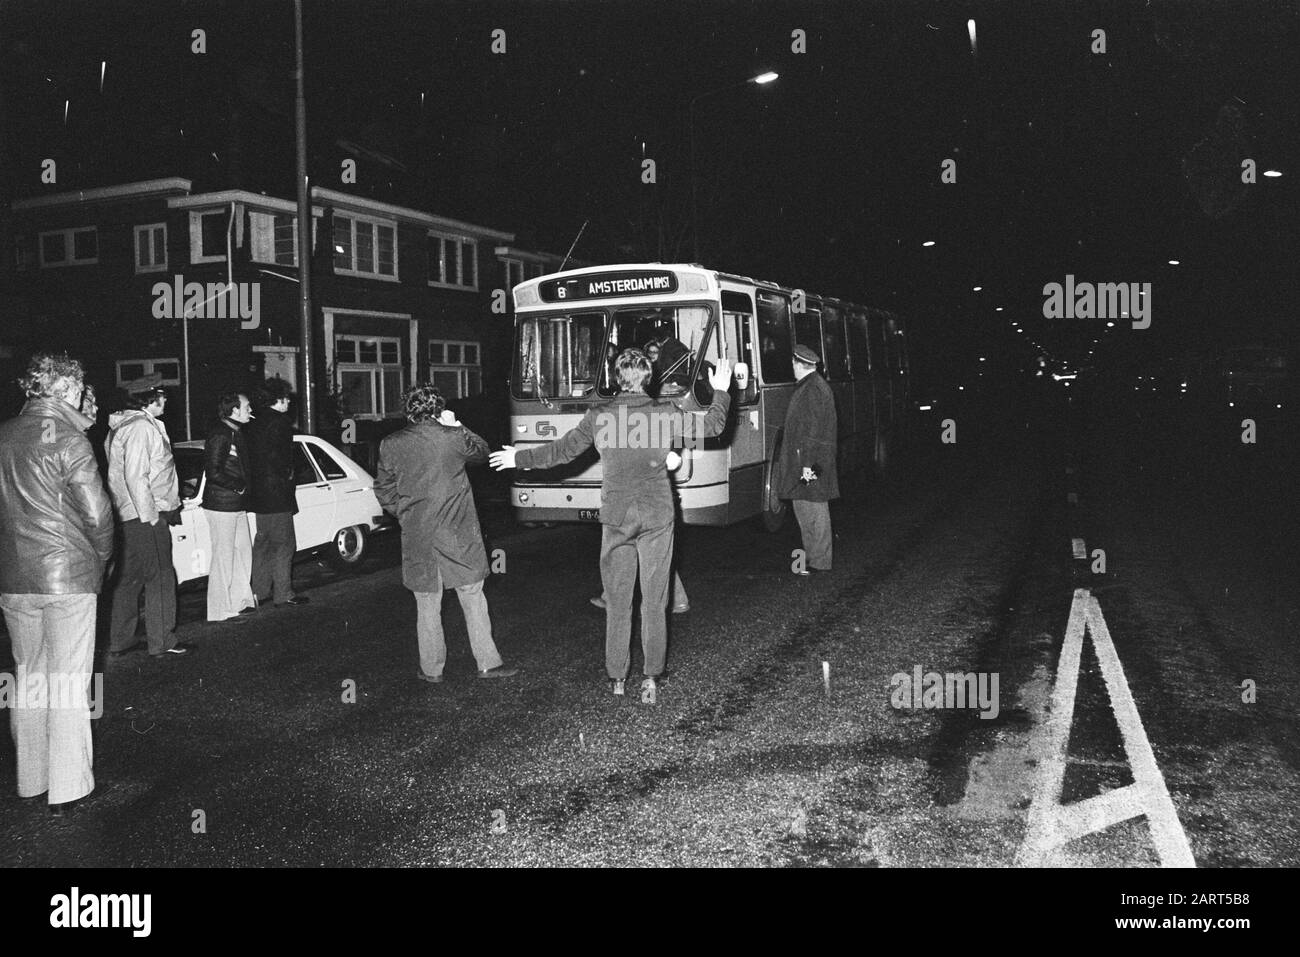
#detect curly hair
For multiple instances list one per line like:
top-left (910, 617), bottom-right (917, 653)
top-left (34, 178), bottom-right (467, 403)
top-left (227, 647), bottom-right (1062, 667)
top-left (403, 382), bottom-right (446, 423)
top-left (254, 377), bottom-right (294, 408)
top-left (17, 352), bottom-right (85, 399)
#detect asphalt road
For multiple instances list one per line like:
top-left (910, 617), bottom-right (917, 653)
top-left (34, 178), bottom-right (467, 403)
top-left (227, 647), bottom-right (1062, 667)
top-left (0, 390), bottom-right (1295, 867)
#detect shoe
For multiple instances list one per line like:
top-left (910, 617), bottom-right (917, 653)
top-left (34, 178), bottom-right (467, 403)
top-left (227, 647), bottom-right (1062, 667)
top-left (49, 802), bottom-right (68, 818)
top-left (611, 678), bottom-right (625, 696)
top-left (239, 606), bottom-right (257, 615)
top-left (640, 677), bottom-right (658, 700)
top-left (671, 603), bottom-right (690, 614)
top-left (589, 595), bottom-right (607, 610)
top-left (793, 568), bottom-right (811, 577)
top-left (150, 644), bottom-right (191, 657)
top-left (108, 642), bottom-right (143, 659)
top-left (477, 665), bottom-right (518, 679)
top-left (280, 596), bottom-right (311, 606)
top-left (416, 672), bottom-right (443, 684)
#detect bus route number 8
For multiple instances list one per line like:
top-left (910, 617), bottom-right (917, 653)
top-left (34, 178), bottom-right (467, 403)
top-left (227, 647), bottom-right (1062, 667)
top-left (557, 286), bottom-right (566, 299)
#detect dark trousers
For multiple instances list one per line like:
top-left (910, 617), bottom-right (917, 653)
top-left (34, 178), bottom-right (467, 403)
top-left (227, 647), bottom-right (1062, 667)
top-left (251, 512), bottom-right (297, 603)
top-left (600, 502), bottom-right (674, 679)
top-left (109, 518), bottom-right (177, 654)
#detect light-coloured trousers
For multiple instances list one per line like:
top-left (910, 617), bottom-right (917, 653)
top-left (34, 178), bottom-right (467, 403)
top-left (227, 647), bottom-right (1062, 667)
top-left (205, 509), bottom-right (255, 621)
top-left (0, 592), bottom-right (97, 804)
top-left (414, 576), bottom-right (503, 678)
top-left (793, 499), bottom-right (833, 570)
top-left (600, 503), bottom-right (674, 679)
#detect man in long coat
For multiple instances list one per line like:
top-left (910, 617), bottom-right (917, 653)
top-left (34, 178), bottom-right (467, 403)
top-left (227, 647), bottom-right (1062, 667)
top-left (246, 378), bottom-right (306, 606)
top-left (772, 343), bottom-right (839, 573)
top-left (375, 384), bottom-right (516, 682)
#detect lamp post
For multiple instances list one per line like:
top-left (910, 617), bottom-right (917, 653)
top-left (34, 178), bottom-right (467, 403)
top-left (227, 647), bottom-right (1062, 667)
top-left (689, 71), bottom-right (778, 263)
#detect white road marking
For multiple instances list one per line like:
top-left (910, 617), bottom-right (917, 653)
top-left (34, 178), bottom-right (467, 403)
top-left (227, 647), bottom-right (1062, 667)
top-left (1016, 588), bottom-right (1196, 867)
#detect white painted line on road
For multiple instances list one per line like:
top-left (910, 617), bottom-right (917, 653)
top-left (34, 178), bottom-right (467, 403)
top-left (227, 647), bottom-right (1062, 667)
top-left (1083, 596), bottom-right (1196, 867)
top-left (1016, 589), bottom-right (1196, 867)
top-left (1071, 537), bottom-right (1087, 559)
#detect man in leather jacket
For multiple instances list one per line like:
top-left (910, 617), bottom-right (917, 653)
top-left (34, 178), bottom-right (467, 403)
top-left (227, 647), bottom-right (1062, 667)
top-left (0, 353), bottom-right (114, 814)
top-left (202, 392), bottom-right (257, 622)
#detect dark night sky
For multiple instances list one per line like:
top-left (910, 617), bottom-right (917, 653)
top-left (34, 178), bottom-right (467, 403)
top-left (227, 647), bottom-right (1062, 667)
top-left (2, 0), bottom-right (1296, 378)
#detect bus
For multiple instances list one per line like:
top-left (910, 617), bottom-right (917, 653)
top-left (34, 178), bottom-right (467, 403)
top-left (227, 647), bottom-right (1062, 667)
top-left (508, 263), bottom-right (909, 530)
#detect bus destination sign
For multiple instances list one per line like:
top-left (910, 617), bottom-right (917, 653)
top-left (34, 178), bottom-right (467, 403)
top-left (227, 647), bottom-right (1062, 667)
top-left (539, 270), bottom-right (678, 303)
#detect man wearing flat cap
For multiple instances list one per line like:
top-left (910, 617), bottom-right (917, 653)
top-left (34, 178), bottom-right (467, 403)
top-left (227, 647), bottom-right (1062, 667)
top-left (106, 373), bottom-right (188, 656)
top-left (773, 343), bottom-right (839, 574)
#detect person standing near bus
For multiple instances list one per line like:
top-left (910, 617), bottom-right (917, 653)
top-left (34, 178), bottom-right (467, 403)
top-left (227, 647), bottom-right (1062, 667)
top-left (492, 350), bottom-right (732, 698)
top-left (774, 344), bottom-right (839, 574)
top-left (375, 384), bottom-right (517, 683)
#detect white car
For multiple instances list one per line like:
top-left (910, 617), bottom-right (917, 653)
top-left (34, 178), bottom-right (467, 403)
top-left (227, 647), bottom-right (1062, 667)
top-left (169, 434), bottom-right (388, 585)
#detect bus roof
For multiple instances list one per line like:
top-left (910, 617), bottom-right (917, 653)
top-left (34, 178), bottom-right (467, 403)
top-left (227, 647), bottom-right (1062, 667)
top-left (513, 262), bottom-right (902, 322)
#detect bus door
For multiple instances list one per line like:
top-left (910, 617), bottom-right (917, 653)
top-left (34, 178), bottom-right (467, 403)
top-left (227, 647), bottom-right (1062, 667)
top-left (820, 304), bottom-right (854, 454)
top-left (848, 310), bottom-right (876, 451)
top-left (869, 310), bottom-right (894, 433)
top-left (719, 289), bottom-right (763, 472)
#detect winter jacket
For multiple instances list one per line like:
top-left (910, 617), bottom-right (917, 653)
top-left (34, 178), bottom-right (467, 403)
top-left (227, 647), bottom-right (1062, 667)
top-left (0, 396), bottom-right (115, 595)
top-left (106, 408), bottom-right (180, 525)
top-left (245, 408), bottom-right (298, 515)
top-left (772, 371), bottom-right (840, 501)
top-left (202, 418), bottom-right (250, 512)
top-left (375, 420), bottom-right (491, 590)
top-left (514, 389), bottom-right (731, 527)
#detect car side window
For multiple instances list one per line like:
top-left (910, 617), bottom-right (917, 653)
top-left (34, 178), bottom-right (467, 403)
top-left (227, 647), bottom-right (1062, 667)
top-left (293, 443), bottom-right (321, 486)
top-left (306, 444), bottom-right (349, 480)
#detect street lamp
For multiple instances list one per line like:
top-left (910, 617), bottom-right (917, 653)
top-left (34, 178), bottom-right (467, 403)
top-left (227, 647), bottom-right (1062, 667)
top-left (690, 71), bottom-right (779, 262)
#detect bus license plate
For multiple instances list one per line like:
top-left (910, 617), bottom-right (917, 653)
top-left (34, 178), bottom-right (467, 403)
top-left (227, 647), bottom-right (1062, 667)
top-left (578, 509), bottom-right (600, 521)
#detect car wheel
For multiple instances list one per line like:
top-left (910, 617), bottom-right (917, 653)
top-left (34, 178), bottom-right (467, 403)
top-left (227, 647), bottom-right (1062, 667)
top-left (329, 524), bottom-right (368, 569)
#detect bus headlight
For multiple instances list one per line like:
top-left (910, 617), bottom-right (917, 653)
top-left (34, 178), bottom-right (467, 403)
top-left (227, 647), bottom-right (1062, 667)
top-left (517, 490), bottom-right (530, 504)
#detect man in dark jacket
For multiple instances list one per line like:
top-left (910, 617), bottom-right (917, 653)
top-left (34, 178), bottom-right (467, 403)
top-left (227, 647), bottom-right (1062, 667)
top-left (375, 385), bottom-right (517, 682)
top-left (246, 378), bottom-right (306, 607)
top-left (0, 353), bottom-right (114, 815)
top-left (773, 344), bottom-right (839, 574)
top-left (202, 392), bottom-right (256, 621)
top-left (492, 351), bottom-right (732, 698)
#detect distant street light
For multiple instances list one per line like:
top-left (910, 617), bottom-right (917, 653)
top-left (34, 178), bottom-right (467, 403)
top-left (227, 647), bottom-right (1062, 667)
top-left (690, 71), bottom-right (779, 262)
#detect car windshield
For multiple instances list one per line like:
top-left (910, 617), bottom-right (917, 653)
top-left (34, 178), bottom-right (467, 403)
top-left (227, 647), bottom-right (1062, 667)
top-left (175, 448), bottom-right (204, 500)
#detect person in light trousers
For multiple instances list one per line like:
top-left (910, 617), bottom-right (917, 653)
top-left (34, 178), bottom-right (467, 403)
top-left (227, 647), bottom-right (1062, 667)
top-left (202, 393), bottom-right (257, 621)
top-left (374, 384), bottom-right (517, 682)
top-left (0, 353), bottom-right (114, 815)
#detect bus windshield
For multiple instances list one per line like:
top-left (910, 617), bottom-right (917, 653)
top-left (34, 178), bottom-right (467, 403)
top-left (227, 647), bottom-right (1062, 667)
top-left (513, 304), bottom-right (713, 400)
top-left (513, 312), bottom-right (606, 399)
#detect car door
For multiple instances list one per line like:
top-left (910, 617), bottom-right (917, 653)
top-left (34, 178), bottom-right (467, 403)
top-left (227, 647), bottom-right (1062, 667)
top-left (304, 441), bottom-right (371, 530)
top-left (291, 440), bottom-right (336, 550)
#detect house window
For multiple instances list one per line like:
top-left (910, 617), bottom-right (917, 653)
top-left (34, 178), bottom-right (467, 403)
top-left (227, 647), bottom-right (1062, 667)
top-left (503, 258), bottom-right (524, 290)
top-left (428, 339), bottom-right (482, 398)
top-left (134, 223), bottom-right (168, 273)
top-left (427, 232), bottom-right (478, 290)
top-left (526, 262), bottom-right (545, 279)
top-left (189, 210), bottom-right (228, 264)
top-left (38, 227), bottom-right (98, 267)
top-left (116, 358), bottom-right (181, 388)
top-left (336, 335), bottom-right (404, 418)
top-left (332, 214), bottom-right (397, 279)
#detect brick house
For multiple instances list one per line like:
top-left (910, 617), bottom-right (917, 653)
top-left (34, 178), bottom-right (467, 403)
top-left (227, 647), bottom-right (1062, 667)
top-left (4, 178), bottom-right (570, 463)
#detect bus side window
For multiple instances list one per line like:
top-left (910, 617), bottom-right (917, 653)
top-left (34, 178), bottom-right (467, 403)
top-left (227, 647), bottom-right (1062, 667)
top-left (822, 305), bottom-right (848, 380)
top-left (794, 301), bottom-right (822, 366)
top-left (723, 310), bottom-right (758, 403)
top-left (849, 311), bottom-right (870, 374)
top-left (756, 291), bottom-right (794, 383)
